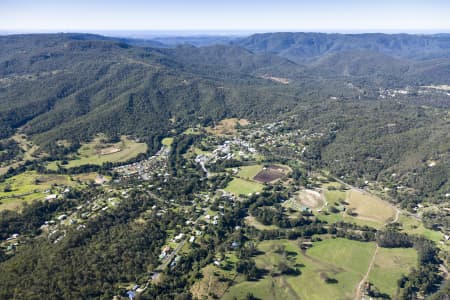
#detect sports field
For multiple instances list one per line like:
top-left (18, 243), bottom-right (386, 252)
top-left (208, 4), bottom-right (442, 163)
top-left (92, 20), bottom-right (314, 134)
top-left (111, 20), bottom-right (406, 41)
top-left (224, 178), bottom-right (263, 195)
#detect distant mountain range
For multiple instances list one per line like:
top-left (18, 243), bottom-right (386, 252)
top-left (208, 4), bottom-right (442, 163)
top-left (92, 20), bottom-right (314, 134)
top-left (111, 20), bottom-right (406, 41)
top-left (1, 32), bottom-right (449, 147)
top-left (233, 32), bottom-right (450, 62)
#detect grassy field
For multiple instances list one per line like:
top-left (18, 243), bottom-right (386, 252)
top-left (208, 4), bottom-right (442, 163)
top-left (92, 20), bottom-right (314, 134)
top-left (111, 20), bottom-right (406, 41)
top-left (0, 133), bottom-right (42, 175)
top-left (207, 118), bottom-right (249, 135)
top-left (324, 190), bottom-right (347, 205)
top-left (245, 216), bottom-right (279, 230)
top-left (237, 165), bottom-right (264, 180)
top-left (191, 253), bottom-right (241, 299)
top-left (161, 137), bottom-right (174, 146)
top-left (72, 172), bottom-right (110, 183)
top-left (368, 247), bottom-right (417, 297)
top-left (224, 238), bottom-right (378, 300)
top-left (318, 212), bottom-right (383, 229)
top-left (398, 214), bottom-right (443, 242)
top-left (346, 190), bottom-right (396, 224)
top-left (224, 164), bottom-right (291, 196)
top-left (47, 135), bottom-right (147, 170)
top-left (183, 128), bottom-right (202, 135)
top-left (0, 171), bottom-right (71, 210)
top-left (318, 189), bottom-right (394, 229)
top-left (224, 178), bottom-right (263, 196)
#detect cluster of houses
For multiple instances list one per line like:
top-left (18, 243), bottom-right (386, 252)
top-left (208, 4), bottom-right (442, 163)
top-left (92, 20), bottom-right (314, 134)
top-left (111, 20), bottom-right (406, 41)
top-left (194, 137), bottom-right (260, 175)
top-left (378, 87), bottom-right (410, 99)
top-left (38, 191), bottom-right (123, 244)
top-left (113, 146), bottom-right (169, 180)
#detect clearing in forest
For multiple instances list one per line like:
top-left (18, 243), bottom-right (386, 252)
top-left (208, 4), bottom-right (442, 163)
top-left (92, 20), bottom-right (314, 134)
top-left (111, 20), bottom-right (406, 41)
top-left (46, 135), bottom-right (147, 170)
top-left (346, 189), bottom-right (396, 224)
top-left (0, 171), bottom-right (70, 211)
top-left (368, 247), bottom-right (417, 297)
top-left (207, 118), bottom-right (249, 135)
top-left (224, 178), bottom-right (263, 196)
top-left (223, 239), bottom-right (378, 300)
top-left (283, 189), bottom-right (325, 211)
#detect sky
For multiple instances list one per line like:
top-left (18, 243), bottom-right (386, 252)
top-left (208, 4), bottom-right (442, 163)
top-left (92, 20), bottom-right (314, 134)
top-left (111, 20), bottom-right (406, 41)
top-left (1, 0), bottom-right (450, 34)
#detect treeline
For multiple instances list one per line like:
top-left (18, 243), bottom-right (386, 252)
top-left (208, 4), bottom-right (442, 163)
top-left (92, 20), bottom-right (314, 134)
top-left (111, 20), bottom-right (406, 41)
top-left (0, 197), bottom-right (77, 240)
top-left (0, 139), bottom-right (22, 165)
top-left (250, 205), bottom-right (311, 228)
top-left (376, 229), bottom-right (443, 298)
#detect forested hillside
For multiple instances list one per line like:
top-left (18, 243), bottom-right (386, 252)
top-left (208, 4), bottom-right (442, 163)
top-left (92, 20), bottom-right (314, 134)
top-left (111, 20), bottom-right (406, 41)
top-left (0, 32), bottom-right (449, 299)
top-left (0, 32), bottom-right (449, 204)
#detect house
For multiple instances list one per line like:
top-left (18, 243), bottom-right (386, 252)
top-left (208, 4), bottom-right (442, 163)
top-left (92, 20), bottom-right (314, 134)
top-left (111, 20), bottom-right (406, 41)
top-left (126, 291), bottom-right (136, 300)
top-left (231, 241), bottom-right (240, 248)
top-left (189, 236), bottom-right (195, 243)
top-left (174, 233), bottom-right (185, 241)
top-left (57, 214), bottom-right (67, 221)
top-left (6, 233), bottom-right (19, 241)
top-left (45, 194), bottom-right (58, 201)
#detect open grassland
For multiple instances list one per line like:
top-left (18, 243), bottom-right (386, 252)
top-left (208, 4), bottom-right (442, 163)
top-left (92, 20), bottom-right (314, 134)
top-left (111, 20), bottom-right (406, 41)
top-left (399, 214), bottom-right (443, 242)
top-left (318, 189), bottom-right (394, 229)
top-left (0, 133), bottom-right (42, 175)
top-left (224, 238), bottom-right (377, 300)
top-left (319, 212), bottom-right (383, 229)
top-left (47, 135), bottom-right (147, 170)
top-left (324, 190), bottom-right (347, 205)
top-left (0, 170), bottom-right (108, 211)
top-left (346, 189), bottom-right (396, 224)
top-left (237, 165), bottom-right (264, 179)
top-left (0, 171), bottom-right (70, 211)
top-left (245, 215), bottom-right (279, 230)
top-left (207, 118), bottom-right (249, 135)
top-left (224, 178), bottom-right (263, 196)
top-left (191, 253), bottom-right (241, 299)
top-left (161, 137), bottom-right (174, 146)
top-left (183, 127), bottom-right (203, 135)
top-left (72, 172), bottom-right (111, 183)
top-left (368, 247), bottom-right (417, 297)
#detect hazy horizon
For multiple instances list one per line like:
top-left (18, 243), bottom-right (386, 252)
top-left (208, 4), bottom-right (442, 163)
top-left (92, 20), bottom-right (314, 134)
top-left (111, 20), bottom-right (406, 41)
top-left (1, 29), bottom-right (450, 39)
top-left (1, 0), bottom-right (450, 34)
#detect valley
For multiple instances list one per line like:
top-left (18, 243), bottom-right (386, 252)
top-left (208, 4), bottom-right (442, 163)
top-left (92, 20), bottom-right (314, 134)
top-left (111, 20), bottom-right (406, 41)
top-left (0, 32), bottom-right (449, 299)
top-left (0, 115), bottom-right (448, 299)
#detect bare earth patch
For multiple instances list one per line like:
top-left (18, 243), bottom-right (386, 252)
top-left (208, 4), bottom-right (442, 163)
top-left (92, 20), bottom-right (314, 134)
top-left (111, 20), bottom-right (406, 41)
top-left (260, 74), bottom-right (291, 84)
top-left (253, 165), bottom-right (288, 183)
top-left (298, 189), bottom-right (325, 210)
top-left (99, 147), bottom-right (121, 155)
top-left (283, 189), bottom-right (325, 212)
top-left (207, 118), bottom-right (249, 135)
